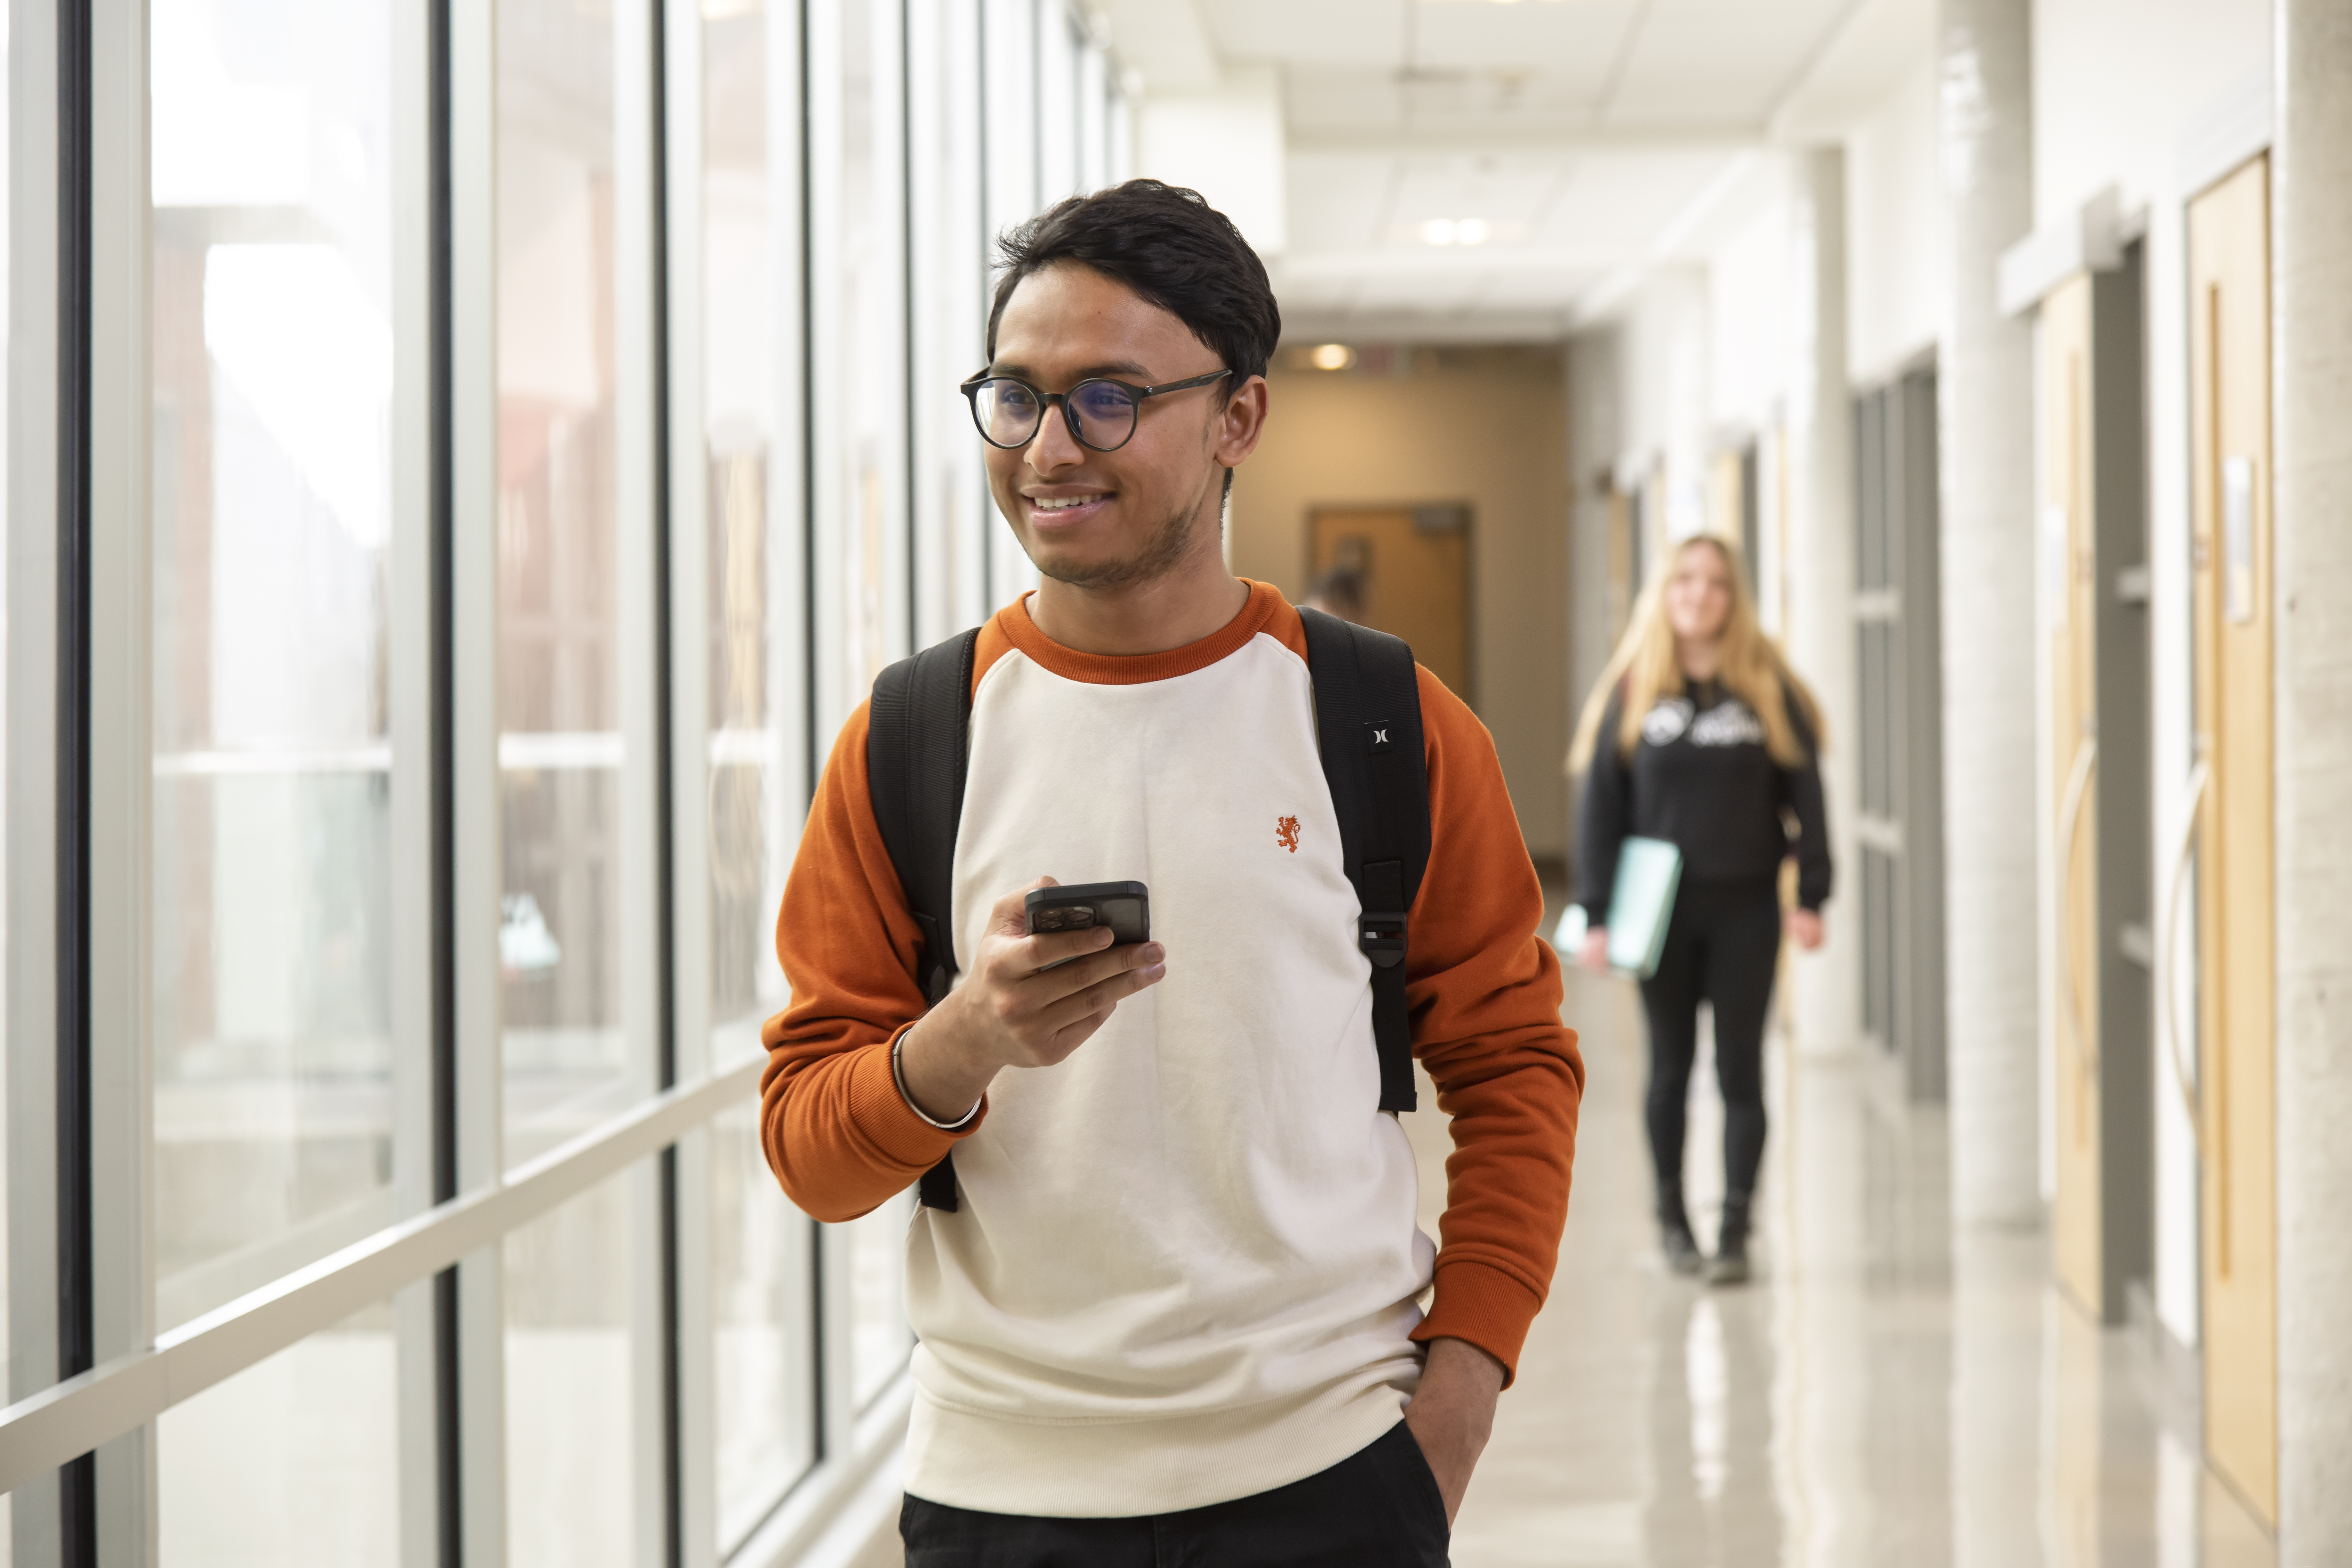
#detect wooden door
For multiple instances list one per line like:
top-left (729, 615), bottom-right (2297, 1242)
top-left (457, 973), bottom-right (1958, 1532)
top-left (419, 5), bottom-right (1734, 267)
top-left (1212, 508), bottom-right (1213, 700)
top-left (2187, 154), bottom-right (2276, 1525)
top-left (1606, 488), bottom-right (1633, 644)
top-left (2044, 273), bottom-right (2103, 1319)
top-left (1310, 507), bottom-right (1471, 699)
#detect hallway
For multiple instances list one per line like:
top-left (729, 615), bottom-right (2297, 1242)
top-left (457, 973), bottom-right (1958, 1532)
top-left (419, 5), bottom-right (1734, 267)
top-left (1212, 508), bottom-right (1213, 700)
top-left (1417, 966), bottom-right (2276, 1568)
top-left (9, 0), bottom-right (2352, 1560)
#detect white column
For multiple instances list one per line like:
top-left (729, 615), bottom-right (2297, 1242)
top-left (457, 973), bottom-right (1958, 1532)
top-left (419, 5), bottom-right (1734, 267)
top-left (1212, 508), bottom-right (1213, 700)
top-left (1935, 0), bottom-right (2040, 1226)
top-left (2271, 2), bottom-right (2352, 1559)
top-left (1783, 147), bottom-right (1861, 1057)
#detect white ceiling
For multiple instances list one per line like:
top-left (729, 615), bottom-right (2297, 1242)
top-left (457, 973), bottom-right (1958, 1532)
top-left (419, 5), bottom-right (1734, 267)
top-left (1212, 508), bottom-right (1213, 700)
top-left (1101, 0), bottom-right (1933, 341)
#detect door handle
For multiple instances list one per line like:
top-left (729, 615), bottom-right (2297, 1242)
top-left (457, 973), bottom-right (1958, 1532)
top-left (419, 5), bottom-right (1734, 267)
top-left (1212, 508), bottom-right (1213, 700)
top-left (2055, 736), bottom-right (2100, 1103)
top-left (2158, 758), bottom-right (2212, 1147)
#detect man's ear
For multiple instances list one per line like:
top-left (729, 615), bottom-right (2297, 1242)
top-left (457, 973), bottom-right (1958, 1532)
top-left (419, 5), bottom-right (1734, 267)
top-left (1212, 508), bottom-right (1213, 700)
top-left (1212, 374), bottom-right (1270, 470)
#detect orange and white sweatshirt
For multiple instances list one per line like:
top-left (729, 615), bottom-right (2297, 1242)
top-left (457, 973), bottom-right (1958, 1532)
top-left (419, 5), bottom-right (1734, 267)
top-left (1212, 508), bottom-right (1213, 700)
top-left (760, 581), bottom-right (1583, 1517)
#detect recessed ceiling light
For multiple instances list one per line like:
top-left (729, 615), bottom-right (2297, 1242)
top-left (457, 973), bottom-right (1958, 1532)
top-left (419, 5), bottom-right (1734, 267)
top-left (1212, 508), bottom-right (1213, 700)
top-left (1454, 218), bottom-right (1491, 246)
top-left (1310, 343), bottom-right (1356, 371)
top-left (1419, 218), bottom-right (1458, 246)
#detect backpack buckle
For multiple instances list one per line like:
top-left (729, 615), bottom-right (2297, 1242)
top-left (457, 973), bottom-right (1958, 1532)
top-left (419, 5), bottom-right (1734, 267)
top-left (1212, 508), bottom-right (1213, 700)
top-left (1358, 909), bottom-right (1407, 969)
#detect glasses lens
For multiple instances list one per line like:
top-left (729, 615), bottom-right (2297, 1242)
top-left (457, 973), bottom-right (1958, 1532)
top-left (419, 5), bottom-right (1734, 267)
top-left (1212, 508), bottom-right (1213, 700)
top-left (973, 379), bottom-right (1042, 447)
top-left (1067, 380), bottom-right (1139, 450)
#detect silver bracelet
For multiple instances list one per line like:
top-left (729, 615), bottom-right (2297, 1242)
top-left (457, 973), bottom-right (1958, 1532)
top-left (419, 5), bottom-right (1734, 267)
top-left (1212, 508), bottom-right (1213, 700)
top-left (893, 1025), bottom-right (981, 1131)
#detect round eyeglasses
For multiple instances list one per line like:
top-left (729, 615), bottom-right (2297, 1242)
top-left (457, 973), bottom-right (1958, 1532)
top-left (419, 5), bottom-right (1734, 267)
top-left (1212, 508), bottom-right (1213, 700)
top-left (959, 368), bottom-right (1233, 453)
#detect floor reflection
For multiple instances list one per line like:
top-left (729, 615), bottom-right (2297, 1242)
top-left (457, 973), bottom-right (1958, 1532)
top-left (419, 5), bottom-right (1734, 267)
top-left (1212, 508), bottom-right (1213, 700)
top-left (1411, 965), bottom-right (2278, 1568)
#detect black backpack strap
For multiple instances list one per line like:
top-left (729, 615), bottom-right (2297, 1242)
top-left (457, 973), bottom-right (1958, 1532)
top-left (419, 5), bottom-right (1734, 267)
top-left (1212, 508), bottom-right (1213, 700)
top-left (866, 628), bottom-right (980, 1210)
top-left (1299, 607), bottom-right (1432, 1114)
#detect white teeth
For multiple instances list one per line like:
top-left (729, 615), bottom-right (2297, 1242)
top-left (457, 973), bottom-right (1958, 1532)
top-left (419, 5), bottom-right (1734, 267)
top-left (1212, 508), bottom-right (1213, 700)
top-left (1033, 496), bottom-right (1098, 512)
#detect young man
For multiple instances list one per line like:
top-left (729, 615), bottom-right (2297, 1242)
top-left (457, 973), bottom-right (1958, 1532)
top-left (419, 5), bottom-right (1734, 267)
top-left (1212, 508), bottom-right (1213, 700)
top-left (762, 180), bottom-right (1582, 1566)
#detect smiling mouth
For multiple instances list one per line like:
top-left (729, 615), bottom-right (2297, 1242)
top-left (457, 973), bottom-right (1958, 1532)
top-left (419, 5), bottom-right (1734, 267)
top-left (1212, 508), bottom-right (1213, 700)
top-left (1027, 493), bottom-right (1111, 520)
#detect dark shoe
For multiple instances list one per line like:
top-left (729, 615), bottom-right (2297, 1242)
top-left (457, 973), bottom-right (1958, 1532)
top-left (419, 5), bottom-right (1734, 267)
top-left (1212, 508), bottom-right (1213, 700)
top-left (1661, 1220), bottom-right (1704, 1275)
top-left (1657, 1180), bottom-right (1702, 1275)
top-left (1708, 1192), bottom-right (1753, 1287)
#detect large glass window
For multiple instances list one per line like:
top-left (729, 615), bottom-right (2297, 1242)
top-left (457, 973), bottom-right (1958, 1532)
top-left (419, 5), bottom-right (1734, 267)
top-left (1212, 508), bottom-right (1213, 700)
top-left (11, 0), bottom-right (1133, 1550)
top-left (156, 1305), bottom-right (399, 1567)
top-left (907, 0), bottom-right (990, 642)
top-left (702, 0), bottom-right (816, 1540)
top-left (813, 0), bottom-right (915, 1403)
top-left (148, 0), bottom-right (401, 1333)
top-left (812, 0), bottom-right (908, 737)
top-left (505, 1164), bottom-right (649, 1568)
top-left (702, 0), bottom-right (791, 1074)
top-left (1037, 3), bottom-right (1077, 205)
top-left (981, 0), bottom-right (1041, 611)
top-left (712, 1102), bottom-right (812, 1550)
top-left (496, 0), bottom-right (632, 1168)
top-left (848, 1191), bottom-right (914, 1410)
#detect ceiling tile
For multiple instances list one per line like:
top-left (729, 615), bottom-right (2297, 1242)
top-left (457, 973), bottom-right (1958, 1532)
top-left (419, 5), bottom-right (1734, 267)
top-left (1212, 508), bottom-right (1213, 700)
top-left (1536, 150), bottom-right (1733, 249)
top-left (1407, 0), bottom-right (1641, 80)
top-left (1197, 0), bottom-right (1411, 69)
top-left (1286, 69), bottom-right (1409, 131)
top-left (1284, 153), bottom-right (1399, 252)
top-left (1604, 0), bottom-right (1856, 122)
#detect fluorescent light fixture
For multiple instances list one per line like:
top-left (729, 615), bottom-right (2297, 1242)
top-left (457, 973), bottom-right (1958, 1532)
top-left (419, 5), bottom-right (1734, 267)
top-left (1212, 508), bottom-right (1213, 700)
top-left (1310, 343), bottom-right (1356, 371)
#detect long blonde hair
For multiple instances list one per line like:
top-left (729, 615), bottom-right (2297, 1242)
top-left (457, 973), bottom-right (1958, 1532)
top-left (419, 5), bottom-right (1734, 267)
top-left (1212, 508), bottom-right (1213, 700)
top-left (1568, 533), bottom-right (1823, 772)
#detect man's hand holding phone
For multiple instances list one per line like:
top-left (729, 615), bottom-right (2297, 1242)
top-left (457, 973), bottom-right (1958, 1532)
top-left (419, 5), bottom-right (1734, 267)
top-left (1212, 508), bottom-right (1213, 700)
top-left (897, 876), bottom-right (1166, 1124)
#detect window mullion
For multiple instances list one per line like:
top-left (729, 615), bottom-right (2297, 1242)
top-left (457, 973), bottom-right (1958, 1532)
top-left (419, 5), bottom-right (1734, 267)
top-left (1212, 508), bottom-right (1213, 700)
top-left (390, 0), bottom-right (453, 1552)
top-left (87, 0), bottom-right (155, 1553)
top-left (448, 0), bottom-right (508, 1555)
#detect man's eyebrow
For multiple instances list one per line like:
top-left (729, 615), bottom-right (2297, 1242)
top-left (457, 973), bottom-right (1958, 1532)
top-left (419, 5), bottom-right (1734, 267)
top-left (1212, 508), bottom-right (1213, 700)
top-left (986, 358), bottom-right (1157, 383)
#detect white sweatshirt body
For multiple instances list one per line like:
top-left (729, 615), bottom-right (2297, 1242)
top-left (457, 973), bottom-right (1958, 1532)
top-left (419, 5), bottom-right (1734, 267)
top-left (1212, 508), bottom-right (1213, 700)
top-left (900, 632), bottom-right (1435, 1516)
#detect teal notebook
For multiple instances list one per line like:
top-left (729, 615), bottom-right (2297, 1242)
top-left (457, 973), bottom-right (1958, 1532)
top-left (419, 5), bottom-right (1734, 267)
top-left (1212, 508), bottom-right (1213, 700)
top-left (1604, 837), bottom-right (1683, 977)
top-left (1549, 836), bottom-right (1684, 977)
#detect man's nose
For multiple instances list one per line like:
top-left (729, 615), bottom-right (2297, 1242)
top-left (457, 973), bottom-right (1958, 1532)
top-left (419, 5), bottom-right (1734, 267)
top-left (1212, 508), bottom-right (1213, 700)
top-left (1023, 400), bottom-right (1086, 473)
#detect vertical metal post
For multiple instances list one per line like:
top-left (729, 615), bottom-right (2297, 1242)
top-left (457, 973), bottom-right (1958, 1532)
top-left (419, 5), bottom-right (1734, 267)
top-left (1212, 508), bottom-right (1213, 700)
top-left (7, 0), bottom-right (70, 1553)
top-left (661, 0), bottom-right (719, 1556)
top-left (51, 0), bottom-right (98, 1557)
top-left (86, 0), bottom-right (154, 1556)
top-left (390, 0), bottom-right (456, 1557)
top-left (448, 0), bottom-right (507, 1559)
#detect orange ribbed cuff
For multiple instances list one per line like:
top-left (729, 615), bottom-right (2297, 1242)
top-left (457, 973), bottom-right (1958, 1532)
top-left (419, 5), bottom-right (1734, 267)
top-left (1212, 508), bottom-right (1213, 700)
top-left (1410, 1256), bottom-right (1545, 1388)
top-left (844, 1027), bottom-right (988, 1171)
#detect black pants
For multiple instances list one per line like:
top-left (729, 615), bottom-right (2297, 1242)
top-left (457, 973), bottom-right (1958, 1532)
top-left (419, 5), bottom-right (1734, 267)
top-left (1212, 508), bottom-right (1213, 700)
top-left (1638, 877), bottom-right (1782, 1211)
top-left (899, 1421), bottom-right (1450, 1567)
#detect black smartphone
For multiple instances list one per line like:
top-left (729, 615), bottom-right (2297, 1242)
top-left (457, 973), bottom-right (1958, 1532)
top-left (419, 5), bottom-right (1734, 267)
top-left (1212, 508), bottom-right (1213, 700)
top-left (1024, 881), bottom-right (1151, 946)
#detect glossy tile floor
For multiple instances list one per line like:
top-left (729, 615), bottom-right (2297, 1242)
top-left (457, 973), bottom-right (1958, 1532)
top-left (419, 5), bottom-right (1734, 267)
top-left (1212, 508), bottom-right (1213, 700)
top-left (1418, 966), bottom-right (2276, 1568)
top-left (857, 964), bottom-right (2279, 1567)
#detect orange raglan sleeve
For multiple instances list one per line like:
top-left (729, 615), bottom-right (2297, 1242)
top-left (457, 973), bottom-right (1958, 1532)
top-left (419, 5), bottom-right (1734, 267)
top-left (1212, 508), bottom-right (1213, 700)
top-left (757, 700), bottom-right (987, 1222)
top-left (1404, 667), bottom-right (1586, 1385)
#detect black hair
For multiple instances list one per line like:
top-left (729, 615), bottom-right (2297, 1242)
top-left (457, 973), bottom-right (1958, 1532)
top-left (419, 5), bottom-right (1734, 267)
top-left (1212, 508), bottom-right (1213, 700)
top-left (986, 179), bottom-right (1281, 386)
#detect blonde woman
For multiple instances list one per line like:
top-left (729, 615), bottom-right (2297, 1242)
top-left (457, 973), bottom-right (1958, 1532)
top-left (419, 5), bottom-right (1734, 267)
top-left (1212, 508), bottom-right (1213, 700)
top-left (1570, 534), bottom-right (1830, 1284)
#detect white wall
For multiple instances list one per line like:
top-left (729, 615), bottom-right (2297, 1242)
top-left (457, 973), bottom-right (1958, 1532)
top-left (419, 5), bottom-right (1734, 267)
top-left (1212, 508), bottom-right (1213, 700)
top-left (2028, 0), bottom-right (2272, 1351)
top-left (1845, 58), bottom-right (1942, 385)
top-left (1611, 266), bottom-right (1713, 539)
top-left (1708, 188), bottom-right (1793, 440)
top-left (1133, 62), bottom-right (1287, 255)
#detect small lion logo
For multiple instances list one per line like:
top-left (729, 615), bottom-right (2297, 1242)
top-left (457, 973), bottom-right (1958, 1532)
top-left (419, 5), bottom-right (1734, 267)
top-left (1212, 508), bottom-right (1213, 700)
top-left (1275, 815), bottom-right (1301, 854)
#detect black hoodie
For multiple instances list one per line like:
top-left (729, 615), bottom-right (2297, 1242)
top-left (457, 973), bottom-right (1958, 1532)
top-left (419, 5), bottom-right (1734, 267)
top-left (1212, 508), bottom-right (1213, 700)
top-left (1575, 676), bottom-right (1833, 924)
